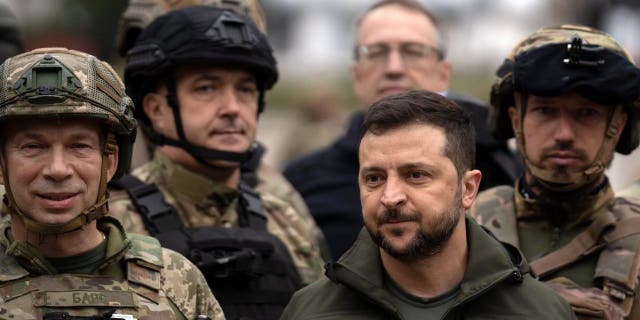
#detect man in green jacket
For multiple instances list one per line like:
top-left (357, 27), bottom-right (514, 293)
top-left (282, 90), bottom-right (575, 319)
top-left (470, 25), bottom-right (640, 319)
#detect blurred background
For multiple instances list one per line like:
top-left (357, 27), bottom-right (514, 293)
top-left (6, 0), bottom-right (640, 191)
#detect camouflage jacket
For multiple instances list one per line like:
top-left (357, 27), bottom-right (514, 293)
top-left (108, 151), bottom-right (324, 284)
top-left (0, 216), bottom-right (224, 320)
top-left (470, 181), bottom-right (640, 319)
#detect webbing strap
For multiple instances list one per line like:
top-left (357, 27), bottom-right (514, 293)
top-left (114, 174), bottom-right (184, 235)
top-left (530, 213), bottom-right (640, 278)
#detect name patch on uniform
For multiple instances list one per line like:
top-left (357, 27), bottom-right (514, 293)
top-left (33, 290), bottom-right (138, 307)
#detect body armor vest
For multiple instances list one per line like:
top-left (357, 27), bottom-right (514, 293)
top-left (0, 235), bottom-right (181, 320)
top-left (111, 174), bottom-right (302, 320)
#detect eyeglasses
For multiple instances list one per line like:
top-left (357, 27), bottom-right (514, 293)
top-left (354, 42), bottom-right (444, 68)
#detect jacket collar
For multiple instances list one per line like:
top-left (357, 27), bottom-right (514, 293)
top-left (325, 215), bottom-right (523, 315)
top-left (152, 150), bottom-right (239, 206)
top-left (515, 178), bottom-right (615, 228)
top-left (0, 217), bottom-right (131, 277)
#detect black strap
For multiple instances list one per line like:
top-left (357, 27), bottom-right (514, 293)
top-left (110, 174), bottom-right (184, 235)
top-left (238, 181), bottom-right (267, 230)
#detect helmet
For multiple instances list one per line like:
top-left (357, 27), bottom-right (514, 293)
top-left (0, 47), bottom-right (137, 234)
top-left (489, 25), bottom-right (640, 191)
top-left (124, 6), bottom-right (277, 164)
top-left (116, 0), bottom-right (267, 57)
top-left (0, 0), bottom-right (23, 62)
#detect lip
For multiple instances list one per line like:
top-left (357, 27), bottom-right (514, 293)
top-left (378, 86), bottom-right (407, 96)
top-left (36, 192), bottom-right (79, 211)
top-left (544, 152), bottom-right (581, 165)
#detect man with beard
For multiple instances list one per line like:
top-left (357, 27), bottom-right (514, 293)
top-left (281, 90), bottom-right (574, 320)
top-left (471, 25), bottom-right (640, 319)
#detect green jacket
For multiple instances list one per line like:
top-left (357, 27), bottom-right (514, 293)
top-left (281, 216), bottom-right (575, 320)
top-left (0, 216), bottom-right (224, 320)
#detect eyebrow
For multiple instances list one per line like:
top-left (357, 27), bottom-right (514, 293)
top-left (360, 162), bottom-right (435, 173)
top-left (193, 73), bottom-right (256, 84)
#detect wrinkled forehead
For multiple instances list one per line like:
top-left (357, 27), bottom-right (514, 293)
top-left (355, 4), bottom-right (439, 47)
top-left (0, 116), bottom-right (105, 145)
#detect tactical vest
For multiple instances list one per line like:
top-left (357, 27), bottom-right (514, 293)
top-left (111, 174), bottom-right (303, 320)
top-left (473, 186), bottom-right (640, 319)
top-left (0, 235), bottom-right (181, 320)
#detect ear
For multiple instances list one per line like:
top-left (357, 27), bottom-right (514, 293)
top-left (460, 169), bottom-right (482, 209)
top-left (508, 106), bottom-right (519, 134)
top-left (613, 110), bottom-right (628, 144)
top-left (106, 144), bottom-right (119, 182)
top-left (143, 92), bottom-right (171, 132)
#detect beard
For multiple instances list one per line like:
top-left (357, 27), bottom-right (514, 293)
top-left (368, 187), bottom-right (463, 263)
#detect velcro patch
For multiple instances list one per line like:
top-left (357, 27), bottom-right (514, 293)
top-left (127, 261), bottom-right (161, 290)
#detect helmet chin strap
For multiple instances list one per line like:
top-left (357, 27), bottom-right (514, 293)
top-left (514, 93), bottom-right (624, 192)
top-left (2, 132), bottom-right (117, 235)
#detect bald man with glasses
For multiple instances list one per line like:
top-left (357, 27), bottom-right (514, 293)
top-left (284, 0), bottom-right (520, 259)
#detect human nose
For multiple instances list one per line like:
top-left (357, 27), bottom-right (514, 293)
top-left (380, 176), bottom-right (407, 209)
top-left (218, 87), bottom-right (241, 116)
top-left (553, 112), bottom-right (576, 143)
top-left (384, 48), bottom-right (406, 74)
top-left (43, 145), bottom-right (73, 181)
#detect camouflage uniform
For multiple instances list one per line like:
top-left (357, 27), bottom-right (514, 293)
top-left (0, 216), bottom-right (224, 319)
top-left (473, 25), bottom-right (640, 319)
top-left (0, 47), bottom-right (225, 319)
top-left (109, 151), bottom-right (324, 284)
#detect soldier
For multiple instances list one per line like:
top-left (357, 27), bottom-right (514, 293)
top-left (0, 48), bottom-right (223, 319)
top-left (114, 0), bottom-right (322, 257)
top-left (282, 90), bottom-right (575, 319)
top-left (471, 24), bottom-right (640, 319)
top-left (283, 0), bottom-right (520, 259)
top-left (108, 6), bottom-right (325, 320)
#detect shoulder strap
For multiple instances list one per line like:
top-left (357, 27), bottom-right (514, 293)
top-left (530, 204), bottom-right (640, 279)
top-left (238, 181), bottom-right (267, 230)
top-left (110, 174), bottom-right (184, 235)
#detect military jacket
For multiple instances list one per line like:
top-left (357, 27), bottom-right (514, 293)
top-left (0, 216), bottom-right (224, 320)
top-left (471, 181), bottom-right (640, 319)
top-left (108, 151), bottom-right (324, 284)
top-left (281, 216), bottom-right (575, 320)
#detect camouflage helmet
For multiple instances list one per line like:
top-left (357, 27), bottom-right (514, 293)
top-left (116, 0), bottom-right (267, 57)
top-left (0, 48), bottom-right (137, 234)
top-left (489, 24), bottom-right (640, 155)
top-left (0, 48), bottom-right (137, 179)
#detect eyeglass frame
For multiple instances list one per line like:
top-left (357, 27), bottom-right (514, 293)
top-left (353, 42), bottom-right (445, 68)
